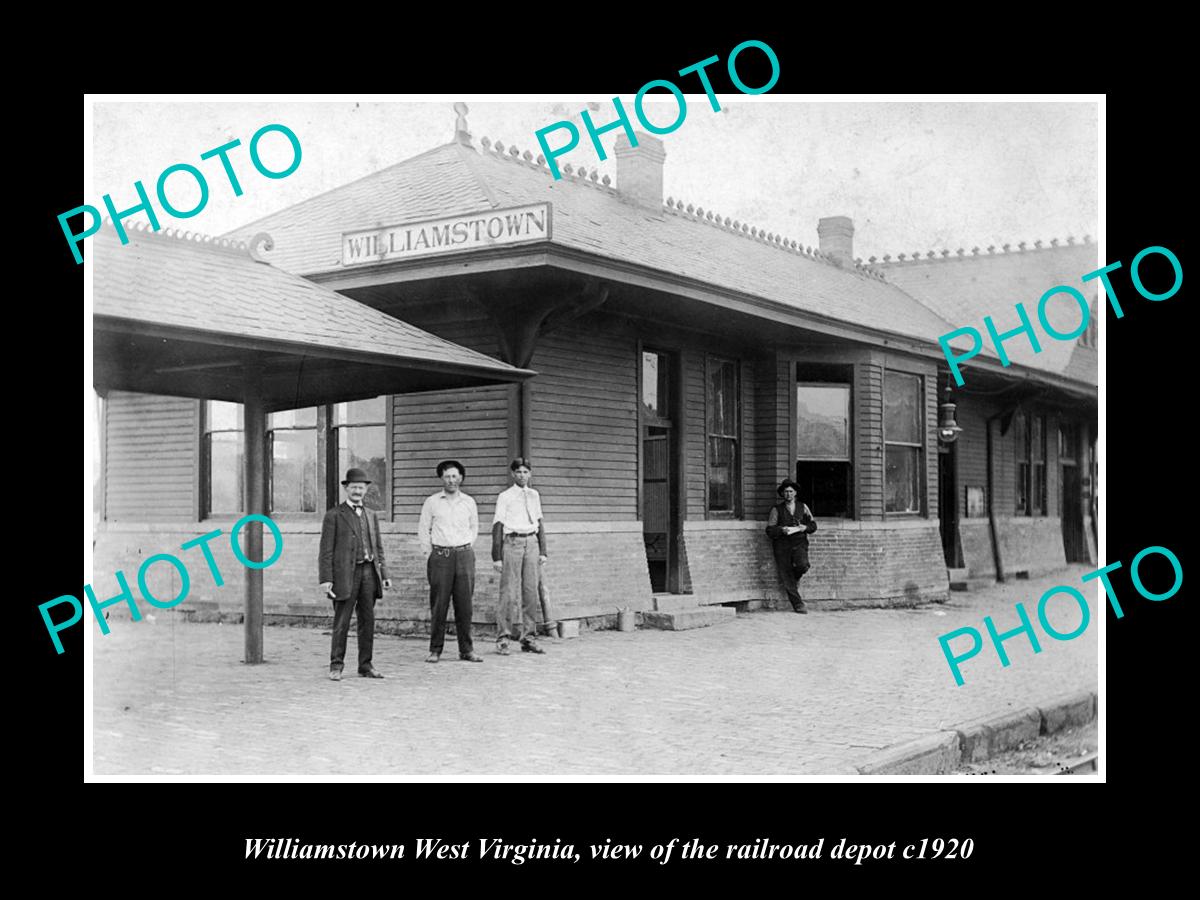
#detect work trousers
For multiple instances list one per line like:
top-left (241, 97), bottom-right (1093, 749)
top-left (496, 533), bottom-right (541, 645)
top-left (330, 562), bottom-right (378, 672)
top-left (772, 539), bottom-right (811, 610)
top-left (428, 546), bottom-right (475, 656)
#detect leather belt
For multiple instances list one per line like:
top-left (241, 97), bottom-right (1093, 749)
top-left (432, 544), bottom-right (473, 556)
top-left (505, 531), bottom-right (537, 538)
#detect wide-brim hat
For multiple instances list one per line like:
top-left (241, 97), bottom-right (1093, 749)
top-left (341, 467), bottom-right (372, 486)
top-left (437, 459), bottom-right (466, 478)
top-left (777, 478), bottom-right (802, 497)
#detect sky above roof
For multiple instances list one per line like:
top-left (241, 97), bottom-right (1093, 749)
top-left (91, 97), bottom-right (1098, 263)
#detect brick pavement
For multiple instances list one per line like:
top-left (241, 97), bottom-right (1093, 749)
top-left (90, 567), bottom-right (1097, 777)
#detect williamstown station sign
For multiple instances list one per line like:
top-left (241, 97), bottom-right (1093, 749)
top-left (341, 203), bottom-right (551, 267)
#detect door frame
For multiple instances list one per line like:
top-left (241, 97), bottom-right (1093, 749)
top-left (637, 343), bottom-right (684, 592)
top-left (937, 439), bottom-right (963, 567)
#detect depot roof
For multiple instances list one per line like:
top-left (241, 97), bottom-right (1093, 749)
top-left (226, 129), bottom-right (1095, 391)
top-left (875, 240), bottom-right (1100, 387)
top-left (227, 138), bottom-right (959, 349)
top-left (92, 223), bottom-right (534, 410)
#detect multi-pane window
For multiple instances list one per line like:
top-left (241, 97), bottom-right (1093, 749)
top-left (795, 374), bottom-right (852, 517)
top-left (1031, 415), bottom-right (1046, 515)
top-left (1016, 411), bottom-right (1047, 516)
top-left (202, 398), bottom-right (388, 518)
top-left (884, 371), bottom-right (923, 513)
top-left (268, 408), bottom-right (318, 513)
top-left (204, 401), bottom-right (244, 515)
top-left (1059, 421), bottom-right (1079, 462)
top-left (706, 357), bottom-right (740, 514)
top-left (332, 398), bottom-right (388, 513)
top-left (641, 350), bottom-right (670, 420)
top-left (1014, 413), bottom-right (1029, 515)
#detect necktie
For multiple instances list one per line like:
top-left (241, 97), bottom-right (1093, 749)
top-left (522, 489), bottom-right (532, 524)
top-left (353, 504), bottom-right (372, 561)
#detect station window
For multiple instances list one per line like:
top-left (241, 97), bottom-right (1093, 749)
top-left (1014, 413), bottom-right (1029, 515)
top-left (203, 400), bottom-right (244, 516)
top-left (202, 397), bottom-right (389, 518)
top-left (641, 350), bottom-right (671, 420)
top-left (795, 364), bottom-right (853, 517)
top-left (1016, 411), bottom-right (1047, 516)
top-left (706, 357), bottom-right (740, 515)
top-left (268, 408), bottom-right (319, 513)
top-left (331, 398), bottom-right (389, 513)
top-left (884, 371), bottom-right (923, 514)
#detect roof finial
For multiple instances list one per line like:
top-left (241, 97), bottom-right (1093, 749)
top-left (453, 102), bottom-right (472, 147)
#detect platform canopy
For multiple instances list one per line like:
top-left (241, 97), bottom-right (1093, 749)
top-left (92, 223), bottom-right (533, 409)
top-left (91, 222), bottom-right (533, 664)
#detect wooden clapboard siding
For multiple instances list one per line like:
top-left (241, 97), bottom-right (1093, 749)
top-left (1045, 410), bottom-right (1060, 516)
top-left (748, 354), bottom-right (783, 518)
top-left (956, 399), bottom-right (991, 516)
top-left (740, 357), bottom-right (757, 519)
top-left (925, 369), bottom-right (939, 519)
top-left (855, 362), bottom-right (884, 518)
top-left (682, 348), bottom-right (706, 519)
top-left (389, 318), bottom-right (509, 525)
top-left (528, 316), bottom-right (638, 521)
top-left (391, 386), bottom-right (510, 524)
top-left (104, 391), bottom-right (199, 521)
top-left (994, 411), bottom-right (1015, 514)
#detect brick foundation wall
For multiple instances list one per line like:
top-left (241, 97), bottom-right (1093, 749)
top-left (960, 517), bottom-right (1066, 580)
top-left (91, 521), bottom-right (655, 634)
top-left (683, 519), bottom-right (949, 608)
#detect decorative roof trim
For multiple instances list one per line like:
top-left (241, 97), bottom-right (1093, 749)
top-left (100, 218), bottom-right (273, 262)
top-left (866, 234), bottom-right (1094, 273)
top-left (477, 134), bottom-right (887, 282)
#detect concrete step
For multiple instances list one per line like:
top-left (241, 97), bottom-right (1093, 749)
top-left (642, 606), bottom-right (737, 631)
top-left (652, 595), bottom-right (701, 612)
top-left (948, 568), bottom-right (970, 591)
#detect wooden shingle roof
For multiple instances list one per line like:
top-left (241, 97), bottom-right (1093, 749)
top-left (876, 240), bottom-right (1099, 386)
top-left (228, 140), bottom-right (958, 349)
top-left (93, 222), bottom-right (529, 377)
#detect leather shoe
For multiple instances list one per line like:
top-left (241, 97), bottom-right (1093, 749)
top-left (359, 667), bottom-right (384, 678)
top-left (329, 668), bottom-right (343, 681)
top-left (460, 652), bottom-right (484, 663)
top-left (793, 605), bottom-right (809, 614)
top-left (425, 653), bottom-right (440, 663)
top-left (521, 642), bottom-right (546, 654)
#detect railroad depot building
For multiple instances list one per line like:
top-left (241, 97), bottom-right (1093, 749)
top-left (93, 114), bottom-right (1098, 632)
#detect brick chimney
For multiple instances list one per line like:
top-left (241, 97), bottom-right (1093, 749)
top-left (818, 216), bottom-right (854, 266)
top-left (615, 132), bottom-right (666, 212)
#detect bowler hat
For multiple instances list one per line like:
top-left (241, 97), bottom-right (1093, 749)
top-left (341, 467), bottom-right (372, 486)
top-left (777, 478), bottom-right (802, 497)
top-left (436, 460), bottom-right (466, 478)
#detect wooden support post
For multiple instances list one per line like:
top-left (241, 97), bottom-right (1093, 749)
top-left (243, 366), bottom-right (266, 664)
top-left (519, 380), bottom-right (533, 458)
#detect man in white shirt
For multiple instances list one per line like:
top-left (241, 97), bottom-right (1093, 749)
top-left (417, 460), bottom-right (482, 663)
top-left (491, 457), bottom-right (548, 655)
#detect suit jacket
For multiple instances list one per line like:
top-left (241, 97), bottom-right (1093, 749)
top-left (318, 502), bottom-right (390, 601)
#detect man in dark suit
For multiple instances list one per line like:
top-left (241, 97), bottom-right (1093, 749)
top-left (319, 468), bottom-right (392, 680)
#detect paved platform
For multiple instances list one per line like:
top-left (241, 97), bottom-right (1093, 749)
top-left (90, 567), bottom-right (1098, 777)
